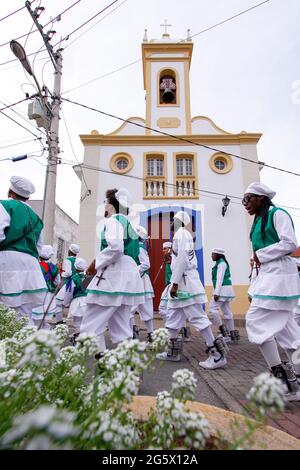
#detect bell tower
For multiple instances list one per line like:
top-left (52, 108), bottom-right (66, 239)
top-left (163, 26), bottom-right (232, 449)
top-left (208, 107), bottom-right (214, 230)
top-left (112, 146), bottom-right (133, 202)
top-left (142, 25), bottom-right (193, 135)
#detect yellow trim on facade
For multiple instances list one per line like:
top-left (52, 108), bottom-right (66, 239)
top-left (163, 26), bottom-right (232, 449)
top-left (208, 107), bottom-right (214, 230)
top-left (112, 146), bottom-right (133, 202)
top-left (143, 152), bottom-right (168, 199)
top-left (109, 152), bottom-right (134, 174)
top-left (145, 60), bottom-right (151, 134)
top-left (209, 152), bottom-right (233, 174)
top-left (184, 61), bottom-right (192, 134)
top-left (142, 42), bottom-right (193, 90)
top-left (191, 116), bottom-right (232, 135)
top-left (157, 117), bottom-right (181, 128)
top-left (80, 133), bottom-right (262, 146)
top-left (106, 117), bottom-right (146, 136)
top-left (157, 67), bottom-right (180, 107)
top-left (173, 152), bottom-right (199, 198)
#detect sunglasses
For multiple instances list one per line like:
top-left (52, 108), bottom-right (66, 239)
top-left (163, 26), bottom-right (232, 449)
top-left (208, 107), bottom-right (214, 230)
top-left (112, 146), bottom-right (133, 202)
top-left (241, 195), bottom-right (259, 206)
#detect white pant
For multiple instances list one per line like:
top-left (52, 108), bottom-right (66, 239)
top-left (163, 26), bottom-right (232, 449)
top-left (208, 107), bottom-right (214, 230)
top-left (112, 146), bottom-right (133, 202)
top-left (131, 299), bottom-right (153, 322)
top-left (80, 303), bottom-right (132, 344)
top-left (208, 299), bottom-right (234, 327)
top-left (15, 304), bottom-right (35, 325)
top-left (165, 303), bottom-right (211, 332)
top-left (246, 305), bottom-right (300, 346)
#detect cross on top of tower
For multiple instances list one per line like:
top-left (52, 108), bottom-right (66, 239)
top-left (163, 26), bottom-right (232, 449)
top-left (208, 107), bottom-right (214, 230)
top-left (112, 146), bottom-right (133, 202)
top-left (160, 19), bottom-right (172, 37)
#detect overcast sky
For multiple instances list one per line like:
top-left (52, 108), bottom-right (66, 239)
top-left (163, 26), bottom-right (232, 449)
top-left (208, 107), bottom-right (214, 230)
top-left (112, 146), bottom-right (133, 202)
top-left (0, 0), bottom-right (299, 236)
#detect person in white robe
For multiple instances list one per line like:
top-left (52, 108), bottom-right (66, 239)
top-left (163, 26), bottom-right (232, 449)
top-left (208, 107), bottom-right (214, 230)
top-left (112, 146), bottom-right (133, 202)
top-left (55, 243), bottom-right (80, 324)
top-left (156, 211), bottom-right (228, 369)
top-left (80, 188), bottom-right (145, 358)
top-left (158, 241), bottom-right (173, 321)
top-left (293, 259), bottom-right (300, 327)
top-left (0, 176), bottom-right (47, 324)
top-left (208, 248), bottom-right (239, 343)
top-left (243, 182), bottom-right (300, 401)
top-left (68, 257), bottom-right (88, 338)
top-left (130, 225), bottom-right (154, 343)
top-left (32, 245), bottom-right (60, 329)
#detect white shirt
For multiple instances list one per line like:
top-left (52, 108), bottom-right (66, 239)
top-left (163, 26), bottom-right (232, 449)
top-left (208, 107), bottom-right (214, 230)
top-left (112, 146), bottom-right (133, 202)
top-left (95, 217), bottom-right (124, 272)
top-left (171, 227), bottom-right (197, 284)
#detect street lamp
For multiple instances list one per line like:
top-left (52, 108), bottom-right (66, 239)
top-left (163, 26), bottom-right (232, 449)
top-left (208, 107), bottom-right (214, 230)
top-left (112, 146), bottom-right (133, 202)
top-left (10, 40), bottom-right (44, 99)
top-left (222, 195), bottom-right (230, 216)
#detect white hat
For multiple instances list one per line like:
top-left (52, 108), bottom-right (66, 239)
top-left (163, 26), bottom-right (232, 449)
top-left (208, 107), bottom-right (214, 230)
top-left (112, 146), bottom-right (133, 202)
top-left (163, 241), bottom-right (172, 249)
top-left (75, 257), bottom-right (87, 271)
top-left (69, 243), bottom-right (80, 255)
top-left (212, 248), bottom-right (225, 255)
top-left (115, 188), bottom-right (131, 208)
top-left (134, 225), bottom-right (148, 240)
top-left (244, 182), bottom-right (276, 200)
top-left (40, 245), bottom-right (54, 260)
top-left (174, 210), bottom-right (191, 226)
top-left (9, 176), bottom-right (35, 198)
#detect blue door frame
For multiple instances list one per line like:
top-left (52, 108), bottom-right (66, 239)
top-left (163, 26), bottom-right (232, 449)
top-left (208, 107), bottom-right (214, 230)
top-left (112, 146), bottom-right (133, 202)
top-left (140, 206), bottom-right (205, 286)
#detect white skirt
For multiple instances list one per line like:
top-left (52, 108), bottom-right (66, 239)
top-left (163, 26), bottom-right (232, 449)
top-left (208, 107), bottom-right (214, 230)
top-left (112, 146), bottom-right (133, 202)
top-left (69, 296), bottom-right (87, 318)
top-left (248, 256), bottom-right (300, 310)
top-left (167, 269), bottom-right (207, 309)
top-left (213, 285), bottom-right (235, 302)
top-left (141, 273), bottom-right (154, 299)
top-left (0, 251), bottom-right (47, 307)
top-left (86, 254), bottom-right (145, 307)
top-left (32, 291), bottom-right (57, 320)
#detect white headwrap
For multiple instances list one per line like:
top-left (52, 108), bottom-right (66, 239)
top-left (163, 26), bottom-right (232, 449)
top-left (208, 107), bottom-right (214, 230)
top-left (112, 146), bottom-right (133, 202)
top-left (75, 257), bottom-right (87, 271)
top-left (115, 188), bottom-right (131, 208)
top-left (40, 245), bottom-right (54, 260)
top-left (9, 176), bottom-right (35, 198)
top-left (244, 182), bottom-right (276, 200)
top-left (212, 248), bottom-right (225, 255)
top-left (174, 210), bottom-right (191, 226)
top-left (134, 225), bottom-right (148, 240)
top-left (163, 241), bottom-right (172, 249)
top-left (69, 244), bottom-right (80, 255)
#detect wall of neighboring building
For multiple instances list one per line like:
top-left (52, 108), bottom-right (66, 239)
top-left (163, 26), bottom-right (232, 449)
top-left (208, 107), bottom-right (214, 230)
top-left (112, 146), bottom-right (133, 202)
top-left (28, 200), bottom-right (78, 262)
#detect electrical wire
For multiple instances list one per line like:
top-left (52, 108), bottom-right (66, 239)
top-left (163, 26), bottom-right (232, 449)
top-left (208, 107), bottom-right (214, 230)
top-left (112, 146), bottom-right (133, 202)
top-left (0, 138), bottom-right (37, 151)
top-left (0, 108), bottom-right (43, 139)
top-left (64, 0), bottom-right (128, 51)
top-left (0, 1), bottom-right (36, 23)
top-left (0, 0), bottom-right (82, 49)
top-left (57, 157), bottom-right (300, 213)
top-left (0, 97), bottom-right (29, 111)
top-left (61, 97), bottom-right (300, 178)
top-left (0, 97), bottom-right (47, 137)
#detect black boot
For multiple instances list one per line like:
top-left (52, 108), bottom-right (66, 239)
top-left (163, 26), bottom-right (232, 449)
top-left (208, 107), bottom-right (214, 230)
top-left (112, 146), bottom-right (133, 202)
top-left (271, 362), bottom-right (300, 401)
top-left (230, 329), bottom-right (240, 342)
top-left (132, 325), bottom-right (139, 339)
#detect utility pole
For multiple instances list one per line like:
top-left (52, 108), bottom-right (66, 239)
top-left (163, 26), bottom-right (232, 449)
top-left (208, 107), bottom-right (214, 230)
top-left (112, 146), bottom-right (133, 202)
top-left (42, 50), bottom-right (62, 244)
top-left (25, 1), bottom-right (62, 244)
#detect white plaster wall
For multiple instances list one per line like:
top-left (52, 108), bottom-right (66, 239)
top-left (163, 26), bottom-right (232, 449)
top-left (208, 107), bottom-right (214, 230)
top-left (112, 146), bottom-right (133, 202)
top-left (79, 142), bottom-right (256, 285)
top-left (192, 117), bottom-right (228, 135)
top-left (150, 61), bottom-right (187, 134)
top-left (110, 119), bottom-right (146, 136)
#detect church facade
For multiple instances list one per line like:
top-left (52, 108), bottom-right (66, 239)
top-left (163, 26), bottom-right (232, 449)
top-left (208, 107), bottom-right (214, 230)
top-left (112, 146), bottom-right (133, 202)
top-left (76, 30), bottom-right (262, 315)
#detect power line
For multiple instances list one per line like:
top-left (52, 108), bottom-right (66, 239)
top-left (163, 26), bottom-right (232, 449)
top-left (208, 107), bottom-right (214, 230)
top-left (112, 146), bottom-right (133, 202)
top-left (188, 0), bottom-right (272, 41)
top-left (0, 108), bottom-right (43, 140)
top-left (62, 0), bottom-right (272, 95)
top-left (56, 0), bottom-right (121, 46)
top-left (0, 97), bottom-right (29, 112)
top-left (58, 157), bottom-right (300, 213)
top-left (0, 1), bottom-right (36, 23)
top-left (0, 0), bottom-right (82, 49)
top-left (64, 0), bottom-right (128, 51)
top-left (0, 97), bottom-right (47, 137)
top-left (0, 137), bottom-right (37, 151)
top-left (61, 108), bottom-right (90, 199)
top-left (61, 97), bottom-right (300, 178)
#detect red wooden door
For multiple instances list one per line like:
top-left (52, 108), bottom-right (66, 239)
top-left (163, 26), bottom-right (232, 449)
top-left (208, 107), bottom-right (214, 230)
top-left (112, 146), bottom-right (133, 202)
top-left (148, 212), bottom-right (173, 311)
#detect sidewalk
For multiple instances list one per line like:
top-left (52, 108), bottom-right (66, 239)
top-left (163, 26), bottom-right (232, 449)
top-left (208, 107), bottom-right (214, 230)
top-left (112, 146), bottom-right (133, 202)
top-left (137, 316), bottom-right (300, 440)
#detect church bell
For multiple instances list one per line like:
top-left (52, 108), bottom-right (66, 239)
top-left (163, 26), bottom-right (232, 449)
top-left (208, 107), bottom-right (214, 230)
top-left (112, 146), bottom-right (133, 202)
top-left (162, 88), bottom-right (175, 103)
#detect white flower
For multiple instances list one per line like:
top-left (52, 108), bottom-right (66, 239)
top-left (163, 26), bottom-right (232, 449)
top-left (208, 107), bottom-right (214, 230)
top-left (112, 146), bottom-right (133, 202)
top-left (247, 372), bottom-right (286, 412)
top-left (152, 328), bottom-right (170, 351)
top-left (171, 369), bottom-right (197, 401)
top-left (76, 333), bottom-right (99, 356)
top-left (54, 324), bottom-right (69, 343)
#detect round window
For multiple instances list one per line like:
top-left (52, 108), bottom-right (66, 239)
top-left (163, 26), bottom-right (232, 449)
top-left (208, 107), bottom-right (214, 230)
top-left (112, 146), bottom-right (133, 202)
top-left (116, 158), bottom-right (128, 170)
top-left (214, 159), bottom-right (226, 171)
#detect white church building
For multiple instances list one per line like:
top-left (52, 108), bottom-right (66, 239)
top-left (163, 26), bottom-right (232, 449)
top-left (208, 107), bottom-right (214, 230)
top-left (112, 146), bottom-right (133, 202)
top-left (76, 29), bottom-right (262, 315)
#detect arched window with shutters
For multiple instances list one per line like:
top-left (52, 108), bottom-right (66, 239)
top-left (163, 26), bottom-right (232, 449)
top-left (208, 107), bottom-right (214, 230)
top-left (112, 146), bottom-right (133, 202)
top-left (173, 153), bottom-right (198, 198)
top-left (144, 152), bottom-right (167, 198)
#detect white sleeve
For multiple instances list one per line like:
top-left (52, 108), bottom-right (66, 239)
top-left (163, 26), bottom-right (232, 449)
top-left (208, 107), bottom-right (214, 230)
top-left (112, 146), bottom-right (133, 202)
top-left (61, 259), bottom-right (72, 278)
top-left (256, 210), bottom-right (298, 264)
top-left (139, 247), bottom-right (150, 276)
top-left (36, 230), bottom-right (44, 257)
top-left (95, 217), bottom-right (124, 271)
top-left (54, 272), bottom-right (61, 287)
top-left (214, 262), bottom-right (226, 296)
top-left (0, 204), bottom-right (11, 242)
top-left (171, 229), bottom-right (193, 284)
